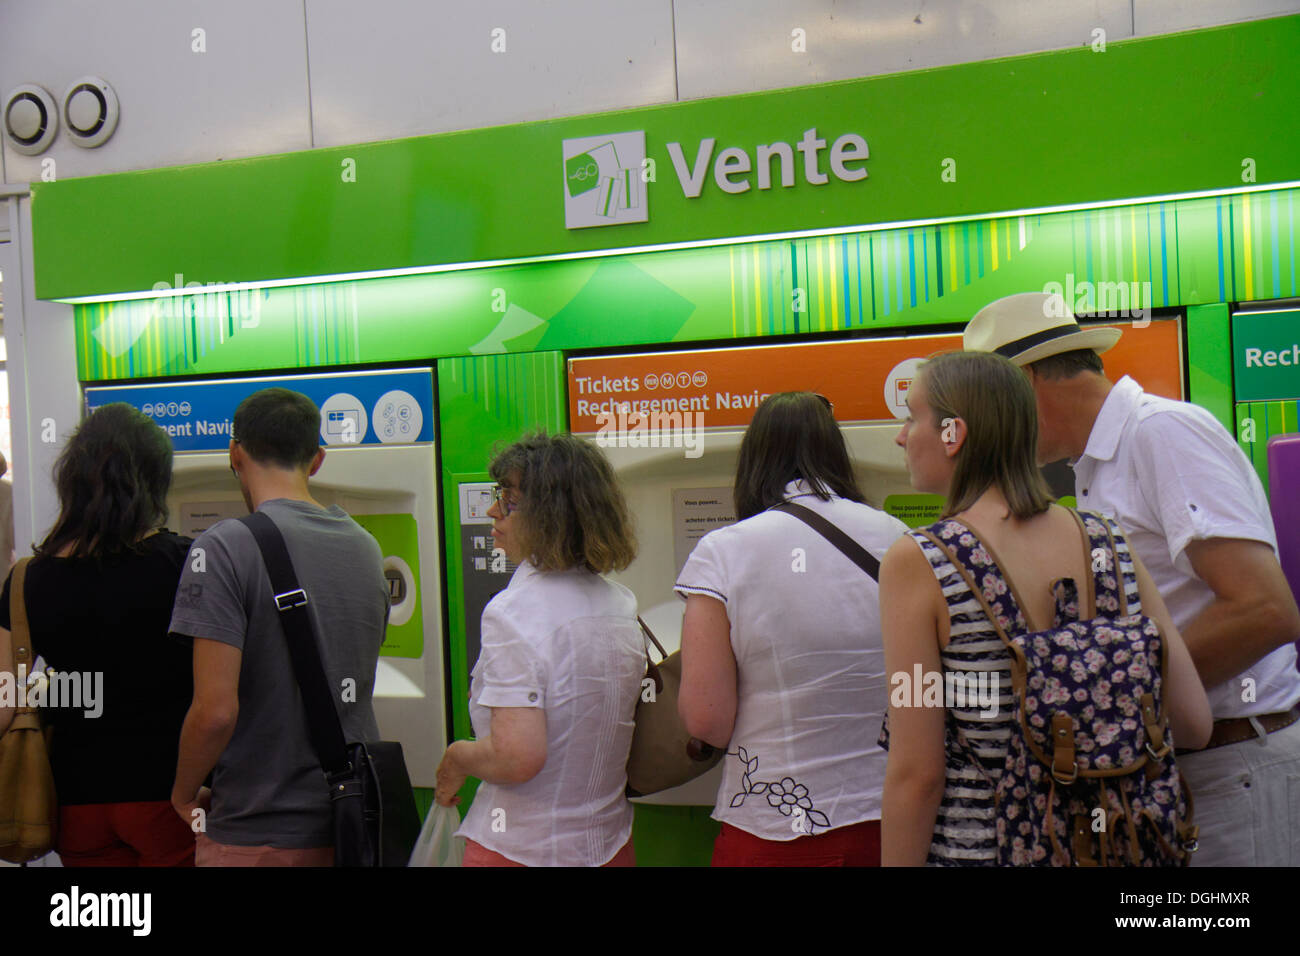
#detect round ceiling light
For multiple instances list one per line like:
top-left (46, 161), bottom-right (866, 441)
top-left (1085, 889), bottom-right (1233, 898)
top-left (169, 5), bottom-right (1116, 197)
top-left (3, 84), bottom-right (58, 155)
top-left (62, 75), bottom-right (118, 148)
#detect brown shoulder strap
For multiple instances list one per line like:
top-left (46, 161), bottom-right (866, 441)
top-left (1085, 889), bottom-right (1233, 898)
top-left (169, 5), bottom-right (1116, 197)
top-left (1064, 508), bottom-right (1098, 619)
top-left (945, 516), bottom-right (1041, 634)
top-left (8, 558), bottom-right (35, 712)
top-left (638, 616), bottom-right (666, 694)
top-left (914, 528), bottom-right (1013, 649)
top-left (638, 616), bottom-right (666, 659)
top-left (915, 527), bottom-right (1052, 768)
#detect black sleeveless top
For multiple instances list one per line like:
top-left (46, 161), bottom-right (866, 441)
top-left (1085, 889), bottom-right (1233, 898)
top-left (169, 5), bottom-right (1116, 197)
top-left (0, 532), bottom-right (193, 804)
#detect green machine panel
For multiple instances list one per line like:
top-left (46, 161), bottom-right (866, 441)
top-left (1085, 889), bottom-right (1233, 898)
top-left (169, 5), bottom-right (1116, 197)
top-left (353, 512), bottom-right (424, 658)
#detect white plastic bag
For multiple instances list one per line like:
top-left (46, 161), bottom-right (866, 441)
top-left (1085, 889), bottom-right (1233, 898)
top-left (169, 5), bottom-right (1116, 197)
top-left (408, 803), bottom-right (465, 867)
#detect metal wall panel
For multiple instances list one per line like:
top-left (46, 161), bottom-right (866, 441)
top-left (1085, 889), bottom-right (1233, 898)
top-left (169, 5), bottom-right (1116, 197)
top-left (4, 0), bottom-right (1295, 184)
top-left (1135, 0), bottom-right (1300, 34)
top-left (0, 0), bottom-right (311, 181)
top-left (672, 0), bottom-right (1134, 100)
top-left (0, 195), bottom-right (78, 555)
top-left (305, 0), bottom-right (678, 148)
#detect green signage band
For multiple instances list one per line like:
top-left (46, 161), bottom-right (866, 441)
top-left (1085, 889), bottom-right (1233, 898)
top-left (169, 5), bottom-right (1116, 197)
top-left (73, 187), bottom-right (1300, 383)
top-left (33, 15), bottom-right (1300, 301)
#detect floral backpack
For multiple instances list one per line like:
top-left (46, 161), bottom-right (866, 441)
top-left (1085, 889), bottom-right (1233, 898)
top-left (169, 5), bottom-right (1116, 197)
top-left (916, 509), bottom-right (1199, 866)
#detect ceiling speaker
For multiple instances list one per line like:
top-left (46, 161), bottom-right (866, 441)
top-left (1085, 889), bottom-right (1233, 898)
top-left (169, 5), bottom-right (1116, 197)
top-left (62, 75), bottom-right (119, 148)
top-left (3, 84), bottom-right (58, 155)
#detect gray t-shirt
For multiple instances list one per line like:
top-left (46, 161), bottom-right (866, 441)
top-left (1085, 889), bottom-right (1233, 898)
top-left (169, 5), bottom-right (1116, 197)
top-left (169, 498), bottom-right (388, 848)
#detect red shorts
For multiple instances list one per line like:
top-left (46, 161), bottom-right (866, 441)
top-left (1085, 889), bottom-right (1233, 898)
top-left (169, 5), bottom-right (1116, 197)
top-left (57, 801), bottom-right (196, 867)
top-left (711, 819), bottom-right (881, 867)
top-left (462, 836), bottom-right (636, 867)
top-left (195, 834), bottom-right (333, 867)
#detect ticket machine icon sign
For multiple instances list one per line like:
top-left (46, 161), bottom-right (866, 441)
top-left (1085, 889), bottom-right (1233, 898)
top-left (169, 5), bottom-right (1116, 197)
top-left (884, 357), bottom-right (924, 420)
top-left (319, 392), bottom-right (369, 445)
top-left (326, 409), bottom-right (360, 439)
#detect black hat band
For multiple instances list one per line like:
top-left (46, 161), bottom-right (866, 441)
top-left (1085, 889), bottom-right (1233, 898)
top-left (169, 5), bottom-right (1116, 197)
top-left (993, 322), bottom-right (1083, 359)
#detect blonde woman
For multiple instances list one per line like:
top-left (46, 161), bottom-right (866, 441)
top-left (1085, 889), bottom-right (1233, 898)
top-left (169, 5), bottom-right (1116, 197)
top-left (879, 352), bottom-right (1211, 865)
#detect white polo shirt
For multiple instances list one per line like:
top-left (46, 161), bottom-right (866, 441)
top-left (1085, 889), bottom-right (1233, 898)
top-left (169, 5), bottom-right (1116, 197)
top-left (457, 561), bottom-right (646, 866)
top-left (674, 480), bottom-right (907, 840)
top-left (1073, 375), bottom-right (1300, 719)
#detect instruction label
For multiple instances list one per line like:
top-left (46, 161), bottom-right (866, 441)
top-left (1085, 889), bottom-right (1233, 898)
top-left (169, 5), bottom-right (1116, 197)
top-left (673, 487), bottom-right (736, 578)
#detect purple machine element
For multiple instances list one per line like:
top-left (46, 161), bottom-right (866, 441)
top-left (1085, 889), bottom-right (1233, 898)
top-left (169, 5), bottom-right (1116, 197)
top-left (1267, 434), bottom-right (1300, 671)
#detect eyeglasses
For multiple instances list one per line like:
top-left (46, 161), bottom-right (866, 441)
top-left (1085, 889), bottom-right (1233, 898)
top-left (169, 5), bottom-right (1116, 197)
top-left (491, 484), bottom-right (519, 516)
top-left (814, 393), bottom-right (834, 413)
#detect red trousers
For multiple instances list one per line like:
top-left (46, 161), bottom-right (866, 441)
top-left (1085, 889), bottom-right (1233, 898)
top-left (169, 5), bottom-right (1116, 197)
top-left (57, 800), bottom-right (196, 867)
top-left (711, 819), bottom-right (881, 867)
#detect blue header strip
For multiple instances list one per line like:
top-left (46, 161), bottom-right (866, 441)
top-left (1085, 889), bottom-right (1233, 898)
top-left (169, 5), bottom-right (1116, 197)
top-left (85, 369), bottom-right (435, 452)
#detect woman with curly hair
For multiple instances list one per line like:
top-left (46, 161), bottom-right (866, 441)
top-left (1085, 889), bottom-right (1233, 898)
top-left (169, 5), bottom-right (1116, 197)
top-left (433, 431), bottom-right (644, 866)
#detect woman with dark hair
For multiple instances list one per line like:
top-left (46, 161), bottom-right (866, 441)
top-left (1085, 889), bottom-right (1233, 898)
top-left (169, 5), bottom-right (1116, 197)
top-left (433, 431), bottom-right (645, 866)
top-left (675, 391), bottom-right (908, 866)
top-left (879, 351), bottom-right (1211, 865)
top-left (0, 403), bottom-right (196, 866)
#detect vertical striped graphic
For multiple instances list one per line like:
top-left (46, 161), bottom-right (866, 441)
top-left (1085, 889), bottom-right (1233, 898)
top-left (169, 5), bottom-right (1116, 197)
top-left (1236, 399), bottom-right (1300, 496)
top-left (1216, 192), bottom-right (1300, 302)
top-left (439, 352), bottom-right (566, 440)
top-left (74, 188), bottom-right (1300, 381)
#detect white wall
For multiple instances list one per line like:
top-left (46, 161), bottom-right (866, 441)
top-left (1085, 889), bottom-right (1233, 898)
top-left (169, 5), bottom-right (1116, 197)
top-left (3, 0), bottom-right (1298, 182)
top-left (0, 0), bottom-right (1297, 538)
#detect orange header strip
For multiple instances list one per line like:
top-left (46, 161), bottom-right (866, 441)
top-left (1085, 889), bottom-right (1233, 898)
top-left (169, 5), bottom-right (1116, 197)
top-left (568, 320), bottom-right (1182, 433)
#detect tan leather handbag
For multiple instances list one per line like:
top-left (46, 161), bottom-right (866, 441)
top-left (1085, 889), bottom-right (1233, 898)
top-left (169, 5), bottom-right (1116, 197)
top-left (625, 618), bottom-right (724, 798)
top-left (0, 558), bottom-right (58, 863)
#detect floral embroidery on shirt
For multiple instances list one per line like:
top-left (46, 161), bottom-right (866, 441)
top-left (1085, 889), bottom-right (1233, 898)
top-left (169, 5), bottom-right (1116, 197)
top-left (726, 746), bottom-right (830, 834)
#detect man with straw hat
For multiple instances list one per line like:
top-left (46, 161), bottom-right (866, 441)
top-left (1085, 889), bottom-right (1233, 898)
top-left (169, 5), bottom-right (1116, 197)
top-left (964, 291), bottom-right (1300, 867)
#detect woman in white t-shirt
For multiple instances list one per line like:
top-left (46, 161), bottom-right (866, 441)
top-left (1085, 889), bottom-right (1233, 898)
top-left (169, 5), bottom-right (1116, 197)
top-left (433, 432), bottom-right (646, 866)
top-left (676, 392), bottom-right (908, 866)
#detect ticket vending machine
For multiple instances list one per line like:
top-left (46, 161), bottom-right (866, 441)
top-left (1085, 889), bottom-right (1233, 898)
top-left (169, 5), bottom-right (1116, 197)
top-left (84, 369), bottom-right (447, 787)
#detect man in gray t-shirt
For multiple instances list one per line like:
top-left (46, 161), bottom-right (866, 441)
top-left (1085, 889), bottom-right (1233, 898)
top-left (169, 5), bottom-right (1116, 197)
top-left (169, 388), bottom-right (388, 865)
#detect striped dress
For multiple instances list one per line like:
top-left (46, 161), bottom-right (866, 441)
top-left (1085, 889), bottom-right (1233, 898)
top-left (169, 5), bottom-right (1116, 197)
top-left (911, 520), bottom-right (1016, 865)
top-left (881, 511), bottom-right (1144, 865)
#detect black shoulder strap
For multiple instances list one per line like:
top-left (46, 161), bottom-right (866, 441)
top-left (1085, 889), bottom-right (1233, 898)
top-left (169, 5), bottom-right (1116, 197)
top-left (238, 511), bottom-right (351, 777)
top-left (770, 501), bottom-right (880, 581)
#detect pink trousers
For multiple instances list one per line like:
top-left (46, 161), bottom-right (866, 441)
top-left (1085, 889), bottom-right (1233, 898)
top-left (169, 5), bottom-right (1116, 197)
top-left (462, 836), bottom-right (636, 867)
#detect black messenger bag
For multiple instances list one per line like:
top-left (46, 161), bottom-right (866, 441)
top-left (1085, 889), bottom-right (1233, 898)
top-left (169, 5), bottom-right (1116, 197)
top-left (239, 512), bottom-right (421, 867)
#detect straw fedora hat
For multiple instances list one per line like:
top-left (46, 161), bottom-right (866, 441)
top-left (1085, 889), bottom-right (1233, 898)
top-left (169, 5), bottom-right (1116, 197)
top-left (964, 292), bottom-right (1120, 366)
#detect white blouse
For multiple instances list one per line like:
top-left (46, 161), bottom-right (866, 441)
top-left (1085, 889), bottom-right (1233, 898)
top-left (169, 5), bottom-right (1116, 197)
top-left (675, 480), bottom-right (908, 840)
top-left (457, 561), bottom-right (646, 866)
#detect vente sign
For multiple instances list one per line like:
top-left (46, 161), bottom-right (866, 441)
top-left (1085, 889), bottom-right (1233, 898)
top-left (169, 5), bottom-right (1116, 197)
top-left (562, 127), bottom-right (869, 230)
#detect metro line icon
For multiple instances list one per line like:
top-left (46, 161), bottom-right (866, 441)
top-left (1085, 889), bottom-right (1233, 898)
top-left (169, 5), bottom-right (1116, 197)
top-left (562, 131), bottom-right (648, 229)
